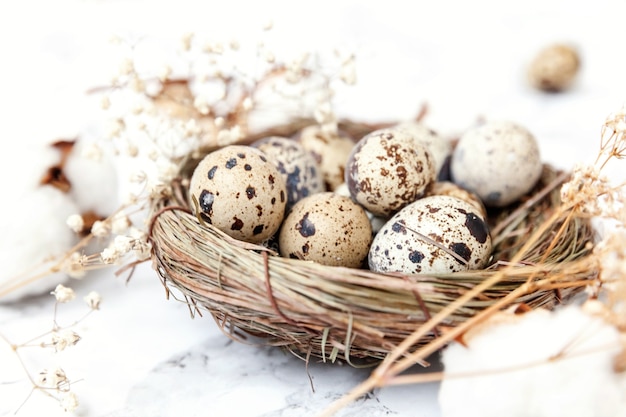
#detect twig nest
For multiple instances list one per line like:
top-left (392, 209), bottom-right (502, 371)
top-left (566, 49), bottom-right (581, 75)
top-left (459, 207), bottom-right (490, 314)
top-left (189, 145), bottom-right (287, 243)
top-left (450, 120), bottom-right (542, 207)
top-left (250, 136), bottom-right (324, 212)
top-left (296, 125), bottom-right (356, 191)
top-left (369, 195), bottom-right (491, 274)
top-left (345, 128), bottom-right (436, 217)
top-left (528, 44), bottom-right (580, 92)
top-left (279, 192), bottom-right (372, 267)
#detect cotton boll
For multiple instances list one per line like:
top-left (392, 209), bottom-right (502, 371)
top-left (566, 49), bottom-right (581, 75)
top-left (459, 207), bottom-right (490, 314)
top-left (63, 138), bottom-right (119, 217)
top-left (439, 306), bottom-right (626, 417)
top-left (0, 186), bottom-right (79, 303)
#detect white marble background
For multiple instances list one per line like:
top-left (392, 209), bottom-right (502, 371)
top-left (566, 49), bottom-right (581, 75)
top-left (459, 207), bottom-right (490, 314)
top-left (2, 0), bottom-right (626, 416)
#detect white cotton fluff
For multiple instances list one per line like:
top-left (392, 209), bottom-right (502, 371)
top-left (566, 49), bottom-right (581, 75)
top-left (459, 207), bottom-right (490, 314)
top-left (439, 305), bottom-right (626, 417)
top-left (0, 185), bottom-right (79, 303)
top-left (63, 138), bottom-right (119, 217)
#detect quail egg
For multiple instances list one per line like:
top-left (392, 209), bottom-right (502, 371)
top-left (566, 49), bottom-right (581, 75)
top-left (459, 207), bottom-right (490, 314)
top-left (450, 120), bottom-right (542, 207)
top-left (393, 121), bottom-right (452, 179)
top-left (528, 44), bottom-right (580, 92)
top-left (189, 145), bottom-right (287, 243)
top-left (345, 128), bottom-right (436, 217)
top-left (425, 181), bottom-right (487, 219)
top-left (369, 195), bottom-right (492, 275)
top-left (296, 125), bottom-right (355, 191)
top-left (251, 136), bottom-right (324, 211)
top-left (279, 192), bottom-right (372, 268)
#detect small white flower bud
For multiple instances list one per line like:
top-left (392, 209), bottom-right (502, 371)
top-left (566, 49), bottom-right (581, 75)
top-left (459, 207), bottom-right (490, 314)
top-left (51, 285), bottom-right (75, 303)
top-left (84, 291), bottom-right (101, 310)
top-left (66, 214), bottom-right (84, 234)
top-left (60, 392), bottom-right (79, 412)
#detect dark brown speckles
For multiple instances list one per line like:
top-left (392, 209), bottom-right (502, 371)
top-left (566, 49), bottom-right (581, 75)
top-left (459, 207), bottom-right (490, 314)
top-left (237, 152), bottom-right (246, 158)
top-left (391, 221), bottom-right (407, 234)
top-left (244, 164), bottom-right (252, 171)
top-left (199, 190), bottom-right (215, 215)
top-left (225, 158), bottom-right (237, 169)
top-left (449, 242), bottom-right (472, 264)
top-left (253, 224), bottom-right (264, 235)
top-left (268, 174), bottom-right (275, 185)
top-left (208, 166), bottom-right (218, 179)
top-left (408, 250), bottom-right (424, 264)
top-left (271, 197), bottom-right (276, 205)
top-left (280, 190), bottom-right (285, 203)
top-left (255, 205), bottom-right (263, 217)
top-left (464, 212), bottom-right (489, 243)
top-left (231, 217), bottom-right (244, 230)
top-left (296, 212), bottom-right (316, 237)
top-left (246, 186), bottom-right (256, 200)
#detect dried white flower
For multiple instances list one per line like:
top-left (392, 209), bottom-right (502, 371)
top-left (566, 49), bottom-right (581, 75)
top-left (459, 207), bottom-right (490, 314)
top-left (112, 235), bottom-right (134, 254)
top-left (51, 284), bottom-right (75, 303)
top-left (37, 367), bottom-right (68, 389)
top-left (242, 97), bottom-right (253, 111)
top-left (129, 170), bottom-right (147, 184)
top-left (111, 214), bottom-right (131, 234)
top-left (216, 125), bottom-right (243, 146)
top-left (84, 291), bottom-right (101, 310)
top-left (193, 96), bottom-right (210, 115)
top-left (66, 214), bottom-right (84, 233)
top-left (59, 392), bottom-right (79, 412)
top-left (100, 246), bottom-right (119, 264)
top-left (51, 329), bottom-right (81, 352)
top-left (91, 220), bottom-right (110, 238)
top-left (119, 57), bottom-right (135, 76)
top-left (66, 252), bottom-right (88, 279)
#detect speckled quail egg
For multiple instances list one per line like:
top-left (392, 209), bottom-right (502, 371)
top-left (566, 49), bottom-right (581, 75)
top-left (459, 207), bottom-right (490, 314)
top-left (426, 181), bottom-right (487, 219)
top-left (334, 182), bottom-right (389, 235)
top-left (528, 44), bottom-right (580, 92)
top-left (369, 195), bottom-right (492, 275)
top-left (189, 145), bottom-right (287, 243)
top-left (251, 136), bottom-right (324, 211)
top-left (296, 125), bottom-right (355, 191)
top-left (450, 121), bottom-right (542, 207)
top-left (393, 121), bottom-right (452, 179)
top-left (345, 128), bottom-right (436, 218)
top-left (279, 192), bottom-right (372, 268)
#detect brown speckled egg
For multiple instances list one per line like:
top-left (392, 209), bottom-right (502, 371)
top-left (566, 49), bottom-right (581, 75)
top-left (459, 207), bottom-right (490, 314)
top-left (296, 125), bottom-right (355, 191)
top-left (189, 145), bottom-right (287, 243)
top-left (528, 44), bottom-right (580, 92)
top-left (450, 120), bottom-right (542, 207)
top-left (369, 195), bottom-right (492, 275)
top-left (393, 121), bottom-right (452, 179)
top-left (279, 192), bottom-right (372, 267)
top-left (251, 136), bottom-right (324, 211)
top-left (345, 128), bottom-right (436, 218)
top-left (426, 181), bottom-right (487, 219)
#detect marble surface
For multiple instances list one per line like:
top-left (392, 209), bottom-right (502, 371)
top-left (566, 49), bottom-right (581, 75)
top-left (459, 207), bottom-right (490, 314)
top-left (2, 0), bottom-right (626, 416)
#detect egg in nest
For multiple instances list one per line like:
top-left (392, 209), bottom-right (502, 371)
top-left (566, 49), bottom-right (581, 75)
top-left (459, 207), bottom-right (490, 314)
top-left (369, 195), bottom-right (492, 275)
top-left (189, 145), bottom-right (287, 243)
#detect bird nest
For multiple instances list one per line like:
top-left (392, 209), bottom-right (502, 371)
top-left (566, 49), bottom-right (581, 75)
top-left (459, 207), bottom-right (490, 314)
top-left (147, 121), bottom-right (597, 365)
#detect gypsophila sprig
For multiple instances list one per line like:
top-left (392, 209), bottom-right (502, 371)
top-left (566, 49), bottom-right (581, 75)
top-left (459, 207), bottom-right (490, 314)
top-left (0, 286), bottom-right (101, 414)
